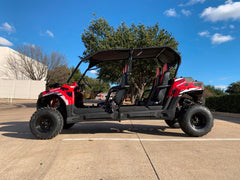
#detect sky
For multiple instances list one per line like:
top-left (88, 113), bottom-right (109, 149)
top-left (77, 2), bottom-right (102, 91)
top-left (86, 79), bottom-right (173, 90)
top-left (0, 0), bottom-right (239, 89)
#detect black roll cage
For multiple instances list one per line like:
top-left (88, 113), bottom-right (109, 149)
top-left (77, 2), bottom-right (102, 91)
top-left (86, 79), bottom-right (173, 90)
top-left (66, 47), bottom-right (181, 86)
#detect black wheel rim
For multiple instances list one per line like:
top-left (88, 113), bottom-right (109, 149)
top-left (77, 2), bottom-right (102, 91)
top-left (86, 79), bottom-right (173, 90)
top-left (190, 113), bottom-right (207, 129)
top-left (36, 115), bottom-right (54, 133)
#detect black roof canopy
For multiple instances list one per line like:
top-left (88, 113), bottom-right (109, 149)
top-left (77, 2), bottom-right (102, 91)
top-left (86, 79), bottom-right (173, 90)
top-left (82, 46), bottom-right (181, 68)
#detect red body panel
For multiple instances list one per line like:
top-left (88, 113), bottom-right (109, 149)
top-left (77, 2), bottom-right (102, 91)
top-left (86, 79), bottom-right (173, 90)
top-left (42, 83), bottom-right (77, 105)
top-left (40, 77), bottom-right (203, 106)
top-left (168, 78), bottom-right (203, 97)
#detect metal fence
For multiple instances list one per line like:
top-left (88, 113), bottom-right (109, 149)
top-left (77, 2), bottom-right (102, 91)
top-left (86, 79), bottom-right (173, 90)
top-left (0, 79), bottom-right (46, 99)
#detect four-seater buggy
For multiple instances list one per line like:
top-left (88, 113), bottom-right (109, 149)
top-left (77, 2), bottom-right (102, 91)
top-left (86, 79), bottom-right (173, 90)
top-left (30, 47), bottom-right (213, 139)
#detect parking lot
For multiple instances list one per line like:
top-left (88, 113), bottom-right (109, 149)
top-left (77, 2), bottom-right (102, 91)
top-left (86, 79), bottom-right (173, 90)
top-left (0, 101), bottom-right (240, 180)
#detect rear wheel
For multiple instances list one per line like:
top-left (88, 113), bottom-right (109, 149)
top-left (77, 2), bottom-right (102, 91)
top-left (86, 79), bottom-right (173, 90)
top-left (165, 119), bottom-right (180, 128)
top-left (179, 105), bottom-right (213, 137)
top-left (30, 107), bottom-right (63, 139)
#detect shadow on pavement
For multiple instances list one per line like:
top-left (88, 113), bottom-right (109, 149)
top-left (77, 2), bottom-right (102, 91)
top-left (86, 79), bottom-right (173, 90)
top-left (62, 122), bottom-right (187, 137)
top-left (0, 121), bottom-right (187, 140)
top-left (21, 103), bottom-right (36, 108)
top-left (214, 115), bottom-right (240, 124)
top-left (0, 121), bottom-right (35, 139)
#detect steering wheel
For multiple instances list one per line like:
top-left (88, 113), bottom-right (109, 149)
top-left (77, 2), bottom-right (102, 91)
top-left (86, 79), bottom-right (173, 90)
top-left (83, 78), bottom-right (92, 89)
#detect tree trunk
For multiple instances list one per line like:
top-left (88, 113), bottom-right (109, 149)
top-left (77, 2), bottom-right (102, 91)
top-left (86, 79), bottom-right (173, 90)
top-left (132, 82), bottom-right (146, 103)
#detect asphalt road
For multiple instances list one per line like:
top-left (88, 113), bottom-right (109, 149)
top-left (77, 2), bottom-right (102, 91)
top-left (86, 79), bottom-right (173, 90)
top-left (0, 105), bottom-right (240, 180)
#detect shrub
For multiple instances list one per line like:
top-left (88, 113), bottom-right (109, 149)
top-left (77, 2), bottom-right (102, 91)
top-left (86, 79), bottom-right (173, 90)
top-left (206, 95), bottom-right (240, 113)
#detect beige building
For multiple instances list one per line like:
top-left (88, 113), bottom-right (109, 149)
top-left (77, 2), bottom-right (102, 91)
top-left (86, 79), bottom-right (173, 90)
top-left (0, 46), bottom-right (46, 99)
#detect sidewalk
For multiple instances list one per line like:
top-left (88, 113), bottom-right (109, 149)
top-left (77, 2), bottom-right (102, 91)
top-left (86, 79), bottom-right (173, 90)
top-left (0, 98), bottom-right (37, 109)
top-left (0, 103), bottom-right (19, 110)
top-left (0, 98), bottom-right (37, 104)
top-left (213, 111), bottom-right (240, 118)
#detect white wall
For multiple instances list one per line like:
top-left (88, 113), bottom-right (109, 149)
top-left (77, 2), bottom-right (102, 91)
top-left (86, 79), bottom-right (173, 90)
top-left (0, 46), bottom-right (47, 80)
top-left (0, 79), bottom-right (46, 99)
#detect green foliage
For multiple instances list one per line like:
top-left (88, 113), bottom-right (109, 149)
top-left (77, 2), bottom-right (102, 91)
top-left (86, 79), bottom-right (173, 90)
top-left (83, 92), bottom-right (88, 99)
top-left (68, 66), bottom-right (110, 94)
top-left (206, 95), bottom-right (240, 113)
top-left (81, 16), bottom-right (179, 99)
top-left (68, 67), bottom-right (82, 84)
top-left (226, 81), bottom-right (240, 94)
top-left (90, 92), bottom-right (96, 99)
top-left (205, 85), bottom-right (226, 96)
top-left (84, 76), bottom-right (110, 93)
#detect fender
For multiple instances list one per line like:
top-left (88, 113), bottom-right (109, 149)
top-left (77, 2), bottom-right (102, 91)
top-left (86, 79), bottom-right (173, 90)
top-left (168, 78), bottom-right (203, 98)
top-left (39, 84), bottom-right (76, 106)
top-left (163, 78), bottom-right (204, 120)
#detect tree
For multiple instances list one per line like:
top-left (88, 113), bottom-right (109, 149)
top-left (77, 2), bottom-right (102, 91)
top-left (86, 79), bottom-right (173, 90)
top-left (46, 51), bottom-right (68, 87)
top-left (85, 76), bottom-right (110, 94)
top-left (68, 67), bottom-right (82, 84)
top-left (47, 65), bottom-right (70, 87)
top-left (81, 16), bottom-right (179, 101)
top-left (7, 45), bottom-right (68, 86)
top-left (226, 81), bottom-right (240, 94)
top-left (68, 66), bottom-right (110, 95)
top-left (7, 45), bottom-right (48, 80)
top-left (204, 85), bottom-right (226, 97)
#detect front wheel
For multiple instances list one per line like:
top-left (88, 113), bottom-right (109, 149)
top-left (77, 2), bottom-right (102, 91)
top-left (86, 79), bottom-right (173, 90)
top-left (30, 107), bottom-right (63, 139)
top-left (179, 105), bottom-right (213, 137)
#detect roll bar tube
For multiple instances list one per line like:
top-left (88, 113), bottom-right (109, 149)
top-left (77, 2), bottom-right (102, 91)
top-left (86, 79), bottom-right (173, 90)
top-left (66, 56), bottom-right (83, 84)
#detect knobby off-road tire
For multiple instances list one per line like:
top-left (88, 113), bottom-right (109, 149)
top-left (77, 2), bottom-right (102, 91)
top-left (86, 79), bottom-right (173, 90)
top-left (165, 119), bottom-right (180, 128)
top-left (30, 107), bottom-right (63, 139)
top-left (179, 105), bottom-right (213, 137)
top-left (63, 123), bottom-right (75, 129)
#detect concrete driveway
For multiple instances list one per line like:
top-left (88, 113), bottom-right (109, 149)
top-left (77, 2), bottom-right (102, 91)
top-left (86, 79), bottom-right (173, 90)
top-left (0, 105), bottom-right (239, 180)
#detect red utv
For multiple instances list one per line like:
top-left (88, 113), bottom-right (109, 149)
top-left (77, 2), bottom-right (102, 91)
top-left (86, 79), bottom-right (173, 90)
top-left (30, 47), bottom-right (213, 139)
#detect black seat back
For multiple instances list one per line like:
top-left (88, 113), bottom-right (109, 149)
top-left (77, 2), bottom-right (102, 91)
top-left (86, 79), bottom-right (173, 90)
top-left (152, 68), bottom-right (161, 90)
top-left (156, 71), bottom-right (170, 103)
top-left (144, 68), bottom-right (161, 100)
top-left (114, 64), bottom-right (128, 105)
top-left (151, 63), bottom-right (170, 104)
